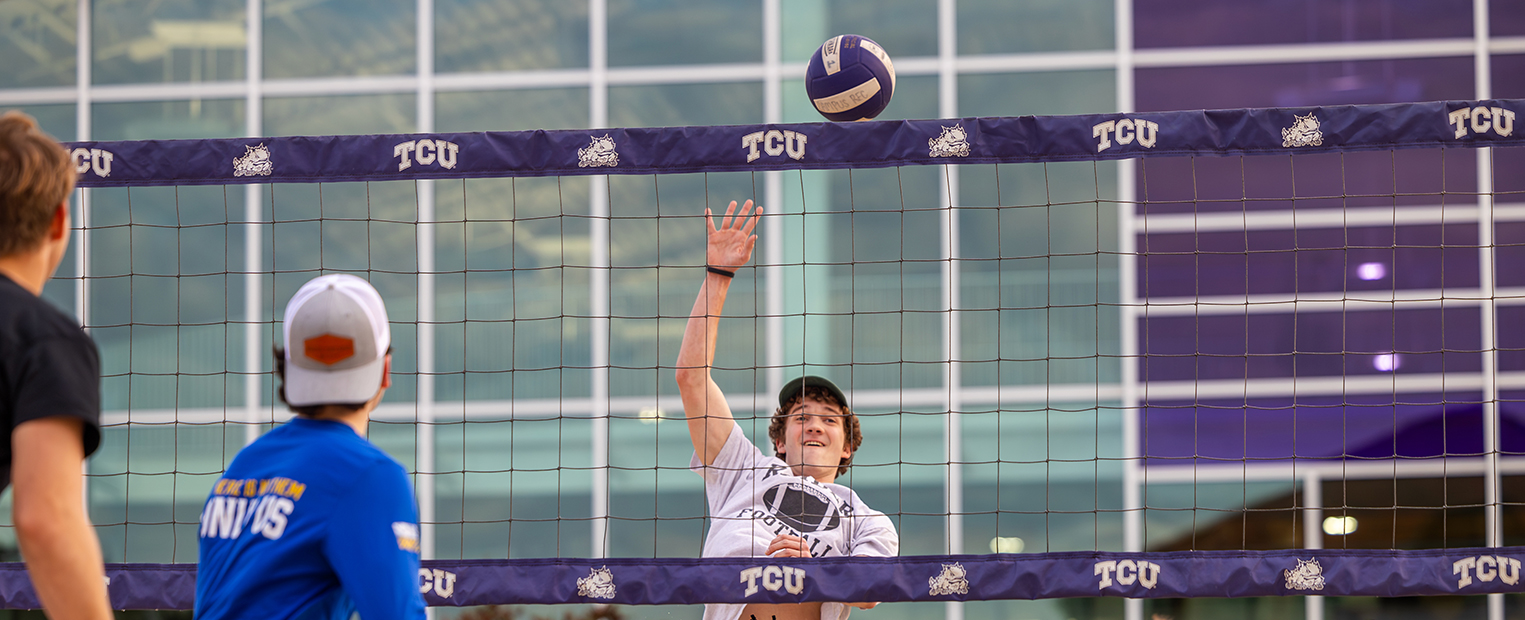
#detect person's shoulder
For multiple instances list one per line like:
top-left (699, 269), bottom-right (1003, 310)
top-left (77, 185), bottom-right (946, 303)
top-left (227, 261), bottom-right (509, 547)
top-left (0, 280), bottom-right (87, 346)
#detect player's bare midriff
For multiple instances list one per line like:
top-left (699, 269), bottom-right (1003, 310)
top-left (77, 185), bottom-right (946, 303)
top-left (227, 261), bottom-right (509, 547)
top-left (740, 601), bottom-right (823, 620)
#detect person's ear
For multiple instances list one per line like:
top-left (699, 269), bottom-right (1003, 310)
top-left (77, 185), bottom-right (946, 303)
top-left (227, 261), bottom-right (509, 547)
top-left (49, 201), bottom-right (69, 241)
top-left (380, 353), bottom-right (393, 389)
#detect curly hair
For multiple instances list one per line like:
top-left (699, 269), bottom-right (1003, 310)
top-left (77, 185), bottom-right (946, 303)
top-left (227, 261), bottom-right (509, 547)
top-left (767, 385), bottom-right (863, 478)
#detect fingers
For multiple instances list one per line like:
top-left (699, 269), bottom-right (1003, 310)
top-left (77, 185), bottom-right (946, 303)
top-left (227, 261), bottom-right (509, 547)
top-left (741, 205), bottom-right (762, 236)
top-left (849, 603), bottom-right (879, 610)
top-left (766, 534), bottom-right (809, 557)
top-left (722, 200), bottom-right (738, 229)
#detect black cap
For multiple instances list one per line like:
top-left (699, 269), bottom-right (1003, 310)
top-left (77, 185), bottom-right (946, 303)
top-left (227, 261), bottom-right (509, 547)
top-left (778, 375), bottom-right (849, 411)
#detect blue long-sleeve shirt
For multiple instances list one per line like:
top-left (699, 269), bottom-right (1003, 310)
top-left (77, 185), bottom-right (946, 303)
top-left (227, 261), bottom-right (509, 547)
top-left (195, 417), bottom-right (426, 620)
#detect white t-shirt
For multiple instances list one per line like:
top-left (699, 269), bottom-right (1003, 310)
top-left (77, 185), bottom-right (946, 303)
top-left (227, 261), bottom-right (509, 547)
top-left (690, 422), bottom-right (899, 620)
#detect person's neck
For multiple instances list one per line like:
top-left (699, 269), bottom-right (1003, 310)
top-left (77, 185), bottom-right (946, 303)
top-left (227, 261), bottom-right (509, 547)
top-left (307, 407), bottom-right (371, 437)
top-left (791, 464), bottom-right (837, 485)
top-left (0, 250), bottom-right (53, 296)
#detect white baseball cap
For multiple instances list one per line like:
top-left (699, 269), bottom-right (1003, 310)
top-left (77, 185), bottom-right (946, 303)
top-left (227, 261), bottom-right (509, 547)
top-left (281, 274), bottom-right (391, 407)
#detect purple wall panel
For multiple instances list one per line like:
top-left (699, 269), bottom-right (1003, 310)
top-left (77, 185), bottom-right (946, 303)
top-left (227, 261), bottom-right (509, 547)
top-left (1140, 224), bottom-right (1478, 299)
top-left (1493, 306), bottom-right (1525, 372)
top-left (1135, 0), bottom-right (1472, 48)
top-left (1139, 392), bottom-right (1525, 464)
top-left (1136, 148), bottom-right (1475, 215)
top-left (1494, 1), bottom-right (1525, 37)
top-left (1140, 307), bottom-right (1481, 382)
top-left (1137, 58), bottom-right (1473, 112)
top-left (1493, 222), bottom-right (1525, 288)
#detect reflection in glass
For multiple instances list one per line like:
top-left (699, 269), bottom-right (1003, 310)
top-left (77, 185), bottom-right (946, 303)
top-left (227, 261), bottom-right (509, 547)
top-left (93, 99), bottom-right (243, 141)
top-left (436, 88), bottom-right (590, 132)
top-left (959, 70), bottom-right (1115, 118)
top-left (263, 0), bottom-right (413, 79)
top-left (263, 94), bottom-right (415, 137)
top-left (6, 104), bottom-right (76, 142)
top-left (608, 82), bottom-right (762, 128)
top-left (92, 0), bottom-right (245, 86)
top-left (608, 0), bottom-right (760, 67)
top-left (0, 0), bottom-right (76, 88)
top-left (435, 0), bottom-right (588, 73)
top-left (958, 0), bottom-right (1112, 54)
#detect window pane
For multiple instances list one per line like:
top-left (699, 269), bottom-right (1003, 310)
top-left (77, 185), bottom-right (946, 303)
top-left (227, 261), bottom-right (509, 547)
top-left (93, 100), bottom-right (243, 141)
top-left (263, 0), bottom-right (414, 79)
top-left (1496, 0), bottom-right (1525, 36)
top-left (1138, 57), bottom-right (1472, 112)
top-left (92, 0), bottom-right (245, 86)
top-left (263, 94), bottom-right (415, 137)
top-left (0, 0), bottom-right (76, 88)
top-left (958, 0), bottom-right (1113, 54)
top-left (780, 0), bottom-right (938, 63)
top-left (436, 88), bottom-right (589, 132)
top-left (607, 0), bottom-right (760, 67)
top-left (1136, 0), bottom-right (1472, 48)
top-left (435, 0), bottom-right (587, 72)
top-left (608, 82), bottom-right (762, 128)
top-left (959, 70), bottom-right (1116, 117)
top-left (5, 103), bottom-right (76, 141)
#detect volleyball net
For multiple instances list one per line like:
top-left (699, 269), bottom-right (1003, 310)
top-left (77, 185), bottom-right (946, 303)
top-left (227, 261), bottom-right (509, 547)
top-left (21, 98), bottom-right (1525, 610)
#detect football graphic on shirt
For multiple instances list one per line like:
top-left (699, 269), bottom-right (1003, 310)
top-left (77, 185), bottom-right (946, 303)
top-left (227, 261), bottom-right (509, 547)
top-left (763, 482), bottom-right (842, 533)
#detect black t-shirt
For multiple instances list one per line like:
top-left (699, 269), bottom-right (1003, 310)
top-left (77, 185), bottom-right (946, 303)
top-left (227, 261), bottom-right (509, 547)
top-left (0, 273), bottom-right (102, 491)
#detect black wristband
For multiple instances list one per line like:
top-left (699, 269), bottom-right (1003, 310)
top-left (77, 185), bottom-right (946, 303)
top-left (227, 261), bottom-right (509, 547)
top-left (706, 266), bottom-right (736, 278)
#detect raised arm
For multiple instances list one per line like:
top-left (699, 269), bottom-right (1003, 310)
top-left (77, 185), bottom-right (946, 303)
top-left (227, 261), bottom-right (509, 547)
top-left (675, 200), bottom-right (760, 466)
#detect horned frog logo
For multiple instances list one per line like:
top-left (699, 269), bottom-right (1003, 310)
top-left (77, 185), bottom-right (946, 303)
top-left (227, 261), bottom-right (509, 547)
top-left (1284, 557), bottom-right (1326, 591)
top-left (233, 143), bottom-right (273, 177)
top-left (577, 134), bottom-right (619, 168)
top-left (1281, 113), bottom-right (1324, 148)
top-left (929, 125), bottom-right (971, 158)
top-left (577, 566), bottom-right (616, 599)
top-left (929, 562), bottom-right (970, 596)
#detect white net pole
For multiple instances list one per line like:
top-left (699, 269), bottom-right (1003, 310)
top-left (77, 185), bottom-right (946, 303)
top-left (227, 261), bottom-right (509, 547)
top-left (763, 0), bottom-right (784, 395)
top-left (937, 3), bottom-right (964, 620)
top-left (1303, 470), bottom-right (1324, 620)
top-left (1472, 1), bottom-right (1502, 617)
top-left (243, 0), bottom-right (264, 448)
top-left (415, 0), bottom-right (438, 575)
top-left (588, 0), bottom-right (611, 560)
top-left (1114, 1), bottom-right (1143, 620)
top-left (74, 0), bottom-right (92, 509)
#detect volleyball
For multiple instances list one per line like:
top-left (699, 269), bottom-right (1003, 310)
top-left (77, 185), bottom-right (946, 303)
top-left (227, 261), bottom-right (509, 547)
top-left (804, 34), bottom-right (896, 122)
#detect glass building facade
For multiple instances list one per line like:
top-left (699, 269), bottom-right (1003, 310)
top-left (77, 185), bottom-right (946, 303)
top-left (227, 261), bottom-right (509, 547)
top-left (1, 1), bottom-right (1522, 619)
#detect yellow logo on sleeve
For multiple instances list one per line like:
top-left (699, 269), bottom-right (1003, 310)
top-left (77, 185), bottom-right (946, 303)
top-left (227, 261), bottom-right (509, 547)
top-left (393, 522), bottom-right (420, 552)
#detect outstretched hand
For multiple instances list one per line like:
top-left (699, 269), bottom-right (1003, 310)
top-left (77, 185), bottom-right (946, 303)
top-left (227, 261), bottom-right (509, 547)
top-left (707, 200), bottom-right (761, 271)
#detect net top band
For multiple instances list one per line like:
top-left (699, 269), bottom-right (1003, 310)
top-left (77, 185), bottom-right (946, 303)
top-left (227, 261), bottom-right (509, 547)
top-left (65, 99), bottom-right (1522, 187)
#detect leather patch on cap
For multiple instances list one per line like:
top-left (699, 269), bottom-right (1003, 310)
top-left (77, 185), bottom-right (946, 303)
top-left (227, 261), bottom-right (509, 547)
top-left (304, 334), bottom-right (355, 365)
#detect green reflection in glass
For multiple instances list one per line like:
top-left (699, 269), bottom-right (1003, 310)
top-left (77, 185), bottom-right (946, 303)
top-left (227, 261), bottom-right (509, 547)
top-left (92, 0), bottom-right (245, 86)
top-left (93, 99), bottom-right (243, 141)
top-left (3, 104), bottom-right (76, 142)
top-left (609, 82), bottom-right (762, 129)
top-left (0, 0), bottom-right (76, 88)
top-left (608, 0), bottom-right (760, 67)
top-left (958, 0), bottom-right (1113, 55)
top-left (959, 159), bottom-right (1120, 388)
top-left (263, 0), bottom-right (414, 79)
top-left (959, 70), bottom-right (1115, 118)
top-left (88, 183), bottom-right (246, 411)
top-left (435, 0), bottom-right (588, 72)
top-left (264, 94), bottom-right (415, 137)
top-left (780, 0), bottom-right (938, 62)
top-left (431, 175), bottom-right (592, 402)
top-left (436, 88), bottom-right (589, 132)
